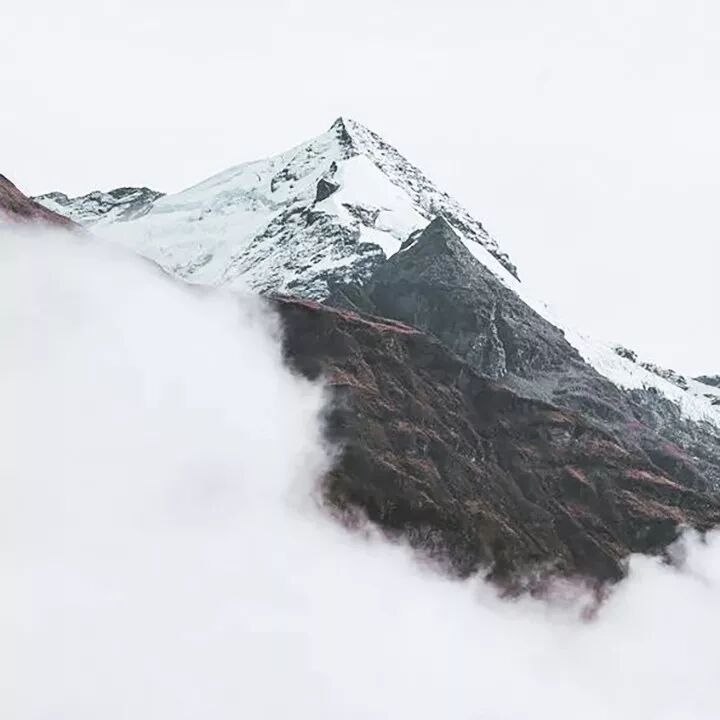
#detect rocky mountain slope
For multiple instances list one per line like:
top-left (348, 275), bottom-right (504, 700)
top-left (0, 174), bottom-right (77, 228)
top-left (276, 295), bottom-right (720, 583)
top-left (329, 217), bottom-right (720, 491)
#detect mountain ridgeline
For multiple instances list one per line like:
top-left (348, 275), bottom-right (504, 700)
top-left (14, 116), bottom-right (720, 582)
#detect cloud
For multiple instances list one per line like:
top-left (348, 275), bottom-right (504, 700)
top-left (2, 226), bottom-right (719, 719)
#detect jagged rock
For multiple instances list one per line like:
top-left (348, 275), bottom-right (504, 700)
top-left (275, 295), bottom-right (720, 583)
top-left (315, 178), bottom-right (340, 202)
top-left (613, 345), bottom-right (637, 363)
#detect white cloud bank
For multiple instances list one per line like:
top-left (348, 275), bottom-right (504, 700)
top-left (1, 227), bottom-right (719, 720)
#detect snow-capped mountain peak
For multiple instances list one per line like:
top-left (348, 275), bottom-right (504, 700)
top-left (329, 118), bottom-right (517, 269)
top-left (37, 118), bottom-right (516, 299)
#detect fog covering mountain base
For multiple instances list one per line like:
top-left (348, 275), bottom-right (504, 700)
top-left (2, 227), bottom-right (719, 720)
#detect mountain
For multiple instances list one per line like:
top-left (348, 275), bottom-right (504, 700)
top-left (0, 174), bottom-right (77, 228)
top-left (27, 117), bottom-right (720, 577)
top-left (10, 172), bottom-right (719, 583)
top-left (33, 186), bottom-right (163, 226)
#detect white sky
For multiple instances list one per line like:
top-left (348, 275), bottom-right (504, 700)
top-left (3, 0), bottom-right (718, 375)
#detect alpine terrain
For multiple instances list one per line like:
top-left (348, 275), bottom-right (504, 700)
top-left (0, 174), bottom-right (77, 228)
top-left (34, 186), bottom-right (163, 226)
top-left (24, 117), bottom-right (720, 582)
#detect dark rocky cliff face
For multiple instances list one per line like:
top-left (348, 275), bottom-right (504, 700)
top-left (274, 296), bottom-right (720, 585)
top-left (328, 217), bottom-right (720, 493)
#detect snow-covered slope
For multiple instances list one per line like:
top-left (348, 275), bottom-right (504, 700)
top-left (62, 118), bottom-right (515, 299)
top-left (34, 187), bottom-right (163, 226)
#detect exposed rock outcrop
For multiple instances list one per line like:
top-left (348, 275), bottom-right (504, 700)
top-left (696, 375), bottom-right (720, 389)
top-left (613, 345), bottom-right (638, 363)
top-left (315, 178), bottom-right (340, 202)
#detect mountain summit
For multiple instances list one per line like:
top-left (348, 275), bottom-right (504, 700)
top-left (35, 118), bottom-right (516, 298)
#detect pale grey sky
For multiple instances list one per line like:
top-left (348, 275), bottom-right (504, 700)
top-left (3, 0), bottom-right (718, 375)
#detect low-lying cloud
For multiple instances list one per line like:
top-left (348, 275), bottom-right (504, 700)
top-left (2, 226), bottom-right (719, 719)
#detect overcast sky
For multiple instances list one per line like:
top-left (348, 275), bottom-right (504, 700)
top-left (3, 0), bottom-right (718, 375)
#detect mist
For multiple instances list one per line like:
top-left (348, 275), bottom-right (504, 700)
top-left (2, 226), bottom-right (719, 719)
